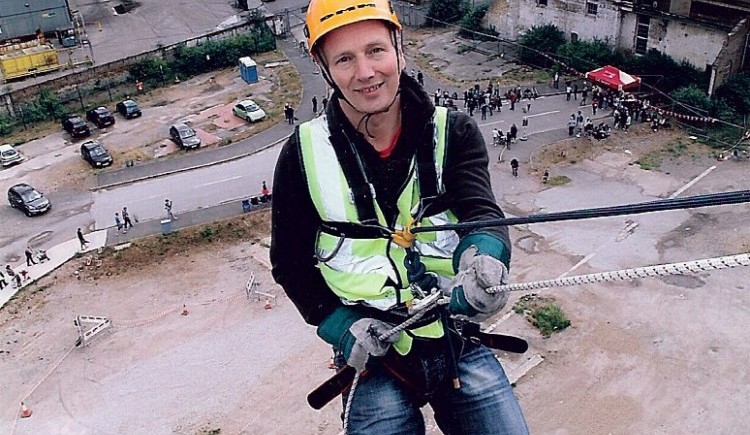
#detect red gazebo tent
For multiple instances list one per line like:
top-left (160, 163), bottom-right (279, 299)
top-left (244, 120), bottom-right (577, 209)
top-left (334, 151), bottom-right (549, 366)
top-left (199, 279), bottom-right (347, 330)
top-left (585, 65), bottom-right (641, 91)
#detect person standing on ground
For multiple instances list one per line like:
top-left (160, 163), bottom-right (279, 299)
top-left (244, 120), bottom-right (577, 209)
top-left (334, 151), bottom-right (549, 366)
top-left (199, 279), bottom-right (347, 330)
top-left (262, 180), bottom-right (270, 196)
top-left (573, 83), bottom-right (579, 100)
top-left (417, 70), bottom-right (424, 86)
top-left (0, 268), bottom-right (7, 290)
top-left (492, 128), bottom-right (500, 147)
top-left (115, 212), bottom-right (124, 234)
top-left (321, 96), bottom-right (328, 112)
top-left (543, 169), bottom-right (550, 184)
top-left (165, 199), bottom-right (177, 221)
top-left (554, 71), bottom-right (560, 89)
top-left (270, 0), bottom-right (528, 432)
top-left (581, 85), bottom-right (588, 106)
top-left (77, 228), bottom-right (89, 251)
top-left (566, 83), bottom-right (572, 101)
top-left (25, 245), bottom-right (37, 267)
top-left (312, 95), bottom-right (318, 115)
top-left (568, 113), bottom-right (577, 136)
top-left (510, 158), bottom-right (519, 177)
top-left (510, 123), bottom-right (518, 143)
top-left (122, 207), bottom-right (134, 230)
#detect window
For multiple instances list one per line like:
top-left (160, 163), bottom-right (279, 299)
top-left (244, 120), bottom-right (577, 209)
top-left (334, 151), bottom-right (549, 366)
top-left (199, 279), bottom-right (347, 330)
top-left (571, 32), bottom-right (579, 43)
top-left (538, 0), bottom-right (548, 6)
top-left (586, 1), bottom-right (598, 15)
top-left (635, 15), bottom-right (650, 55)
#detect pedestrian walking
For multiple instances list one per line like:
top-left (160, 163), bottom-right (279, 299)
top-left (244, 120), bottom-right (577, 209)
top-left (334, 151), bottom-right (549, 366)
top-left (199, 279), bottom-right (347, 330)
top-left (581, 85), bottom-right (588, 106)
top-left (77, 228), bottom-right (89, 251)
top-left (321, 96), bottom-right (328, 113)
top-left (542, 169), bottom-right (549, 184)
top-left (480, 103), bottom-right (487, 120)
top-left (122, 207), bottom-right (134, 230)
top-left (0, 269), bottom-right (7, 290)
top-left (262, 180), bottom-right (270, 196)
top-left (312, 95), bottom-right (318, 115)
top-left (592, 99), bottom-right (598, 116)
top-left (12, 271), bottom-right (21, 288)
top-left (25, 245), bottom-right (37, 267)
top-left (510, 158), bottom-right (519, 177)
top-left (115, 212), bottom-right (124, 234)
top-left (165, 198), bottom-right (177, 221)
top-left (492, 128), bottom-right (500, 147)
top-left (271, 1), bottom-right (529, 432)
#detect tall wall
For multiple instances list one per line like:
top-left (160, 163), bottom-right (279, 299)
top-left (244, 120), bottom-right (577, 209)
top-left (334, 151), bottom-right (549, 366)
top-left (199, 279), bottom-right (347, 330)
top-left (0, 0), bottom-right (71, 41)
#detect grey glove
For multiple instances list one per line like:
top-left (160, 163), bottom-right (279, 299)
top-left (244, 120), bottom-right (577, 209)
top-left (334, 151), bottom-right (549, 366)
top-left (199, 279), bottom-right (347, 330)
top-left (445, 246), bottom-right (510, 321)
top-left (347, 318), bottom-right (398, 373)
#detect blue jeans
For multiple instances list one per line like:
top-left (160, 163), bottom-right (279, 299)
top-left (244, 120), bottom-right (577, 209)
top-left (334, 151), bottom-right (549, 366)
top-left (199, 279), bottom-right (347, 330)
top-left (343, 342), bottom-right (529, 434)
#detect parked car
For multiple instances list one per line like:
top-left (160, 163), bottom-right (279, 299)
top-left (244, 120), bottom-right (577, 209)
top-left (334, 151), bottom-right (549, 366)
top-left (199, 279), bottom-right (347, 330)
top-left (0, 144), bottom-right (23, 167)
top-left (116, 99), bottom-right (142, 119)
top-left (86, 106), bottom-right (116, 128)
top-left (169, 123), bottom-right (201, 149)
top-left (232, 99), bottom-right (267, 122)
top-left (80, 140), bottom-right (113, 168)
top-left (61, 115), bottom-right (91, 138)
top-left (8, 183), bottom-right (51, 216)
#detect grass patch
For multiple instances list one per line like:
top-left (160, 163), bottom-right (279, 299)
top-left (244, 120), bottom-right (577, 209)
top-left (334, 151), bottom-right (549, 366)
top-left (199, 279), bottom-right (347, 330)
top-left (547, 175), bottom-right (571, 186)
top-left (513, 294), bottom-right (571, 337)
top-left (635, 152), bottom-right (662, 170)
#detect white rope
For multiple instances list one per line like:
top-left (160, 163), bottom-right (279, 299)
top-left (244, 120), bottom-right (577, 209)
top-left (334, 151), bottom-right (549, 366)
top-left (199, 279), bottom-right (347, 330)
top-left (342, 371), bottom-right (360, 434)
top-left (486, 253), bottom-right (750, 294)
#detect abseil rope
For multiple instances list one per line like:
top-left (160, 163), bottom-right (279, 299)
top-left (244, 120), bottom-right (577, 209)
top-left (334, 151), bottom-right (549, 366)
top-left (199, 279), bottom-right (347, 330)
top-left (411, 189), bottom-right (750, 234)
top-left (486, 253), bottom-right (750, 294)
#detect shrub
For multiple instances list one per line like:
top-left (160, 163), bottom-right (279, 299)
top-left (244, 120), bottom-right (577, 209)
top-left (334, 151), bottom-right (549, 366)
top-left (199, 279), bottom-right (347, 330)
top-left (518, 24), bottom-right (566, 68)
top-left (556, 38), bottom-right (616, 73)
top-left (426, 0), bottom-right (463, 25)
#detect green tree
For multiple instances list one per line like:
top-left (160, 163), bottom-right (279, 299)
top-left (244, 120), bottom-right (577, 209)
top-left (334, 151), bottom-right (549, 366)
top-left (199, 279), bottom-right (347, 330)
top-left (426, 0), bottom-right (463, 25)
top-left (715, 72), bottom-right (750, 116)
top-left (556, 38), bottom-right (615, 73)
top-left (458, 4), bottom-right (495, 40)
top-left (670, 85), bottom-right (711, 113)
top-left (518, 24), bottom-right (565, 68)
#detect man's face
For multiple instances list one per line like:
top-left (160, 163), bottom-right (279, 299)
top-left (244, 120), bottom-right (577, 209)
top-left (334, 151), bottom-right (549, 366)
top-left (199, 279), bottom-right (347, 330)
top-left (320, 20), bottom-right (403, 114)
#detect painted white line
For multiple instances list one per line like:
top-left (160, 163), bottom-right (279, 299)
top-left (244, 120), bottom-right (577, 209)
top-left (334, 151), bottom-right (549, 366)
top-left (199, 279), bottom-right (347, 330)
top-left (669, 165), bottom-right (717, 198)
top-left (197, 175), bottom-right (243, 187)
top-left (526, 110), bottom-right (560, 119)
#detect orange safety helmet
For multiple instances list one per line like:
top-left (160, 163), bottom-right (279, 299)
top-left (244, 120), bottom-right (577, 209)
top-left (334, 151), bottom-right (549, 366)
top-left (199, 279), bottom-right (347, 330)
top-left (304, 0), bottom-right (402, 53)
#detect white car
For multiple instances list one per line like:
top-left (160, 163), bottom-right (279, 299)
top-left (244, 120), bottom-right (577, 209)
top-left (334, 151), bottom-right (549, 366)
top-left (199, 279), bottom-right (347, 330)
top-left (0, 144), bottom-right (23, 167)
top-left (232, 99), bottom-right (266, 123)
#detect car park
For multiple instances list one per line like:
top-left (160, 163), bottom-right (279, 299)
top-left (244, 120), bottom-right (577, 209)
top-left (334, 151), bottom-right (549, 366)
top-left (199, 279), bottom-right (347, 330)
top-left (232, 99), bottom-right (266, 122)
top-left (116, 99), bottom-right (142, 119)
top-left (86, 106), bottom-right (116, 128)
top-left (169, 123), bottom-right (201, 149)
top-left (80, 140), bottom-right (113, 168)
top-left (61, 115), bottom-right (91, 138)
top-left (8, 183), bottom-right (51, 216)
top-left (0, 144), bottom-right (23, 167)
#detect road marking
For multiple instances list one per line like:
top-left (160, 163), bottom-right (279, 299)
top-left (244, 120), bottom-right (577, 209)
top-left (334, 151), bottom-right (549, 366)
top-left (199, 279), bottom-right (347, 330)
top-left (197, 175), bottom-right (242, 187)
top-left (669, 165), bottom-right (717, 198)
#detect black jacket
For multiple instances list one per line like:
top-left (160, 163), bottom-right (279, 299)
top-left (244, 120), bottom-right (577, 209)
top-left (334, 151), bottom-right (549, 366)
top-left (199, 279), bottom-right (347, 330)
top-left (270, 73), bottom-right (510, 326)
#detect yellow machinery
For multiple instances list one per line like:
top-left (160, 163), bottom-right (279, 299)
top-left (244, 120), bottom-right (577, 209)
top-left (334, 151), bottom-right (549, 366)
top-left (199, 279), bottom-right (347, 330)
top-left (0, 44), bottom-right (61, 81)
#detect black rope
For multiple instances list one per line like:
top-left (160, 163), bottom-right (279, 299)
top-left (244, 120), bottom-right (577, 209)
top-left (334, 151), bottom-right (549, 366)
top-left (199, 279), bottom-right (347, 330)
top-left (410, 190), bottom-right (750, 234)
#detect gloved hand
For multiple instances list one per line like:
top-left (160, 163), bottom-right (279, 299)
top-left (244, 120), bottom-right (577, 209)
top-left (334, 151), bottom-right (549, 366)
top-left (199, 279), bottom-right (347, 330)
top-left (347, 318), bottom-right (398, 372)
top-left (317, 307), bottom-right (398, 373)
top-left (445, 246), bottom-right (510, 321)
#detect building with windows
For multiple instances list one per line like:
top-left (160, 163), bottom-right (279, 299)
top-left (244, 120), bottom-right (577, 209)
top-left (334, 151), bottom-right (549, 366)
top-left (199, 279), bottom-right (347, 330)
top-left (485, 0), bottom-right (750, 94)
top-left (0, 0), bottom-right (72, 43)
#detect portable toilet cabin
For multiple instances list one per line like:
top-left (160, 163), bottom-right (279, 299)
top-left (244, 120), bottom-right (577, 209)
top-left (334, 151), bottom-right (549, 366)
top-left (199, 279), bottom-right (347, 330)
top-left (239, 57), bottom-right (258, 84)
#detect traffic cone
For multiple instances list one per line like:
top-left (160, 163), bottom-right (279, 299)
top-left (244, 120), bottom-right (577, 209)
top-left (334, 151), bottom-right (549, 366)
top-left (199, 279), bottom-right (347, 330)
top-left (20, 402), bottom-right (32, 418)
top-left (264, 298), bottom-right (272, 310)
top-left (181, 304), bottom-right (189, 316)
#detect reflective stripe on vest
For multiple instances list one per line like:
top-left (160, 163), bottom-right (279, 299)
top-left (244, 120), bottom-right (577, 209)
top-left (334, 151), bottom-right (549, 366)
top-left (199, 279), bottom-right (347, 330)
top-left (299, 108), bottom-right (459, 354)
